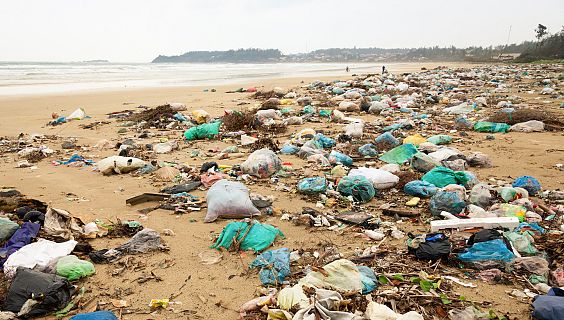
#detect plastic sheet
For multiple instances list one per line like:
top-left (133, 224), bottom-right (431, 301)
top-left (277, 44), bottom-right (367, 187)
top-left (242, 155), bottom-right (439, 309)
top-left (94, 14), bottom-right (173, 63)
top-left (458, 239), bottom-right (515, 263)
top-left (379, 144), bottom-right (418, 164)
top-left (211, 220), bottom-right (284, 253)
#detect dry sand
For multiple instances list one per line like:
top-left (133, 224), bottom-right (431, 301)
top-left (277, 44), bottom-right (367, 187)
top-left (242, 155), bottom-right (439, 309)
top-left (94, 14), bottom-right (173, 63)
top-left (0, 61), bottom-right (562, 319)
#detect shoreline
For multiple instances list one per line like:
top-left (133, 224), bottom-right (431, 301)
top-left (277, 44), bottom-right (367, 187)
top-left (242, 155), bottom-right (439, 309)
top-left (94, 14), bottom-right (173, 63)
top-left (0, 61), bottom-right (475, 98)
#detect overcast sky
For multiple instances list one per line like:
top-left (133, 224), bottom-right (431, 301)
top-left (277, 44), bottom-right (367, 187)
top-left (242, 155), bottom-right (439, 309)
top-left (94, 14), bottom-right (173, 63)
top-left (1, 0), bottom-right (562, 62)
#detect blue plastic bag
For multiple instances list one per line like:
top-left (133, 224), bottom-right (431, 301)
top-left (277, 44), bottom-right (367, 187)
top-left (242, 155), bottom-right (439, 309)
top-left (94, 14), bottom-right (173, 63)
top-left (458, 239), bottom-right (515, 263)
top-left (297, 177), bottom-right (327, 194)
top-left (0, 222), bottom-right (41, 267)
top-left (356, 266), bottom-right (377, 294)
top-left (70, 311), bottom-right (118, 320)
top-left (429, 191), bottom-right (466, 216)
top-left (315, 133), bottom-right (336, 148)
top-left (358, 144), bottom-right (378, 157)
top-left (532, 288), bottom-right (564, 320)
top-left (374, 132), bottom-right (400, 150)
top-left (328, 150), bottom-right (353, 166)
top-left (404, 180), bottom-right (438, 198)
top-left (249, 248), bottom-right (290, 286)
top-left (281, 144), bottom-right (300, 155)
top-left (512, 175), bottom-right (541, 195)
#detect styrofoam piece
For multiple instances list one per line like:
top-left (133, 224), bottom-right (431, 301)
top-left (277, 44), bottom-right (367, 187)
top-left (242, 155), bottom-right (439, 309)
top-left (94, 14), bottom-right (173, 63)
top-left (430, 217), bottom-right (519, 232)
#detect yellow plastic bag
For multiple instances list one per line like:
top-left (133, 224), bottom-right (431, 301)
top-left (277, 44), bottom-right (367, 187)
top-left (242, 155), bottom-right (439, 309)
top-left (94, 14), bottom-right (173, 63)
top-left (403, 134), bottom-right (427, 146)
top-left (279, 99), bottom-right (295, 106)
top-left (192, 109), bottom-right (210, 124)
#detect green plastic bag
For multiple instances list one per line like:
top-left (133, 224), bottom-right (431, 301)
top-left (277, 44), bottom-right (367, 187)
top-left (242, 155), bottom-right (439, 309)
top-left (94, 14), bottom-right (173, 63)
top-left (0, 218), bottom-right (19, 242)
top-left (280, 107), bottom-right (294, 114)
top-left (211, 220), bottom-right (284, 253)
top-left (504, 231), bottom-right (537, 255)
top-left (183, 121), bottom-right (221, 140)
top-left (337, 175), bottom-right (376, 203)
top-left (421, 166), bottom-right (469, 188)
top-left (379, 143), bottom-right (418, 164)
top-left (473, 121), bottom-right (510, 133)
top-left (318, 109), bottom-right (332, 117)
top-left (56, 255), bottom-right (95, 281)
top-left (427, 134), bottom-right (452, 145)
top-left (302, 105), bottom-right (315, 114)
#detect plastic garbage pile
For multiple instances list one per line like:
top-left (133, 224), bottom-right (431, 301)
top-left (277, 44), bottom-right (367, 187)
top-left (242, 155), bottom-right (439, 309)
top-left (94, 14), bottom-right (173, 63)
top-left (4, 63), bottom-right (563, 319)
top-left (0, 189), bottom-right (166, 319)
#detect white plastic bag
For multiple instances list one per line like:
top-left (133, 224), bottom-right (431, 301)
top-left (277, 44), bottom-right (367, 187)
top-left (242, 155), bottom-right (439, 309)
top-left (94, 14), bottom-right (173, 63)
top-left (337, 101), bottom-right (360, 112)
top-left (4, 239), bottom-right (77, 278)
top-left (344, 122), bottom-right (364, 138)
top-left (205, 180), bottom-right (260, 222)
top-left (509, 120), bottom-right (544, 132)
top-left (97, 156), bottom-right (146, 175)
top-left (240, 149), bottom-right (281, 178)
top-left (349, 167), bottom-right (399, 190)
top-left (67, 108), bottom-right (86, 120)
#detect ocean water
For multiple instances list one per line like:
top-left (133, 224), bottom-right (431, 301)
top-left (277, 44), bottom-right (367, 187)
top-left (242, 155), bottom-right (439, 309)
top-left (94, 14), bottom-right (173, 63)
top-left (0, 62), bottom-right (383, 96)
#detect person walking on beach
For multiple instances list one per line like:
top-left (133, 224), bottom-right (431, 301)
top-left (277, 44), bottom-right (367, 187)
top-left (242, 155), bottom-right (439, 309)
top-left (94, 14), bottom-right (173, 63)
top-left (382, 65), bottom-right (386, 74)
top-left (346, 66), bottom-right (349, 73)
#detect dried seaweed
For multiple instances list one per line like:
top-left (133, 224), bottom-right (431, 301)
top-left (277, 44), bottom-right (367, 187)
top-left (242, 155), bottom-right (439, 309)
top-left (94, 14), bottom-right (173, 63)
top-left (222, 110), bottom-right (255, 131)
top-left (487, 109), bottom-right (564, 131)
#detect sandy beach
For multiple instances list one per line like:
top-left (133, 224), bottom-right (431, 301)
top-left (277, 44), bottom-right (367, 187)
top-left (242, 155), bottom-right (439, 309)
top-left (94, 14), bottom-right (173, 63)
top-left (0, 61), bottom-right (563, 319)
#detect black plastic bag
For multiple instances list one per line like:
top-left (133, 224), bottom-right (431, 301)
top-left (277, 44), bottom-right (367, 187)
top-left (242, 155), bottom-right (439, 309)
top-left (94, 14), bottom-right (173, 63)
top-left (467, 229), bottom-right (512, 251)
top-left (414, 241), bottom-right (451, 261)
top-left (4, 267), bottom-right (74, 317)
